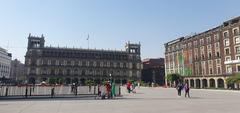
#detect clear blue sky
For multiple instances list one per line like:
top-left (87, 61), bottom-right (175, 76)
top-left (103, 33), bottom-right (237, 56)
top-left (0, 0), bottom-right (240, 63)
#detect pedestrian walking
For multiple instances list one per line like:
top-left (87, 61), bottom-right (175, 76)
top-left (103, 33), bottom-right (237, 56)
top-left (184, 83), bottom-right (190, 98)
top-left (111, 82), bottom-right (116, 98)
top-left (127, 81), bottom-right (132, 93)
top-left (106, 81), bottom-right (111, 99)
top-left (101, 84), bottom-right (106, 99)
top-left (176, 83), bottom-right (183, 96)
top-left (51, 87), bottom-right (55, 98)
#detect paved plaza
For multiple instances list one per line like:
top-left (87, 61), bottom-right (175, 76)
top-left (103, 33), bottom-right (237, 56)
top-left (0, 87), bottom-right (240, 113)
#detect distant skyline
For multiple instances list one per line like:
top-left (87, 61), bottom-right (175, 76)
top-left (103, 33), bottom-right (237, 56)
top-left (1, 0), bottom-right (240, 63)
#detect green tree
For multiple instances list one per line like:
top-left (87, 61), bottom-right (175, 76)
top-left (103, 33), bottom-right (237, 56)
top-left (49, 78), bottom-right (56, 85)
top-left (166, 73), bottom-right (183, 84)
top-left (56, 78), bottom-right (63, 84)
top-left (85, 79), bottom-right (94, 86)
top-left (226, 73), bottom-right (240, 85)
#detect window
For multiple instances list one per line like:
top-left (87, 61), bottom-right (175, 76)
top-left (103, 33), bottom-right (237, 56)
top-left (207, 37), bottom-right (211, 44)
top-left (75, 61), bottom-right (78, 66)
top-left (168, 47), bottom-right (171, 52)
top-left (233, 28), bottom-right (239, 36)
top-left (237, 65), bottom-right (240, 72)
top-left (82, 61), bottom-right (86, 66)
top-left (78, 61), bottom-right (82, 66)
top-left (176, 45), bottom-right (179, 50)
top-left (236, 46), bottom-right (240, 54)
top-left (223, 31), bottom-right (229, 38)
top-left (201, 54), bottom-right (205, 60)
top-left (51, 69), bottom-right (55, 75)
top-left (207, 45), bottom-right (211, 50)
top-left (200, 38), bottom-right (204, 45)
top-left (64, 60), bottom-right (67, 65)
top-left (183, 44), bottom-right (187, 49)
top-left (194, 41), bottom-right (198, 47)
top-left (93, 61), bottom-right (96, 67)
top-left (208, 60), bottom-right (212, 65)
top-left (48, 60), bottom-right (51, 65)
top-left (208, 52), bottom-right (212, 59)
top-left (201, 61), bottom-right (206, 75)
top-left (71, 61), bottom-right (74, 66)
top-left (226, 65), bottom-right (232, 74)
top-left (86, 61), bottom-right (90, 67)
top-left (188, 43), bottom-right (192, 48)
top-left (67, 69), bottom-right (71, 75)
top-left (216, 51), bottom-right (220, 58)
top-left (216, 59), bottom-right (221, 65)
top-left (215, 42), bottom-right (219, 48)
top-left (67, 60), bottom-right (71, 65)
top-left (89, 61), bottom-right (93, 67)
top-left (236, 56), bottom-right (240, 60)
top-left (217, 67), bottom-right (221, 74)
top-left (224, 39), bottom-right (229, 46)
top-left (225, 56), bottom-right (231, 61)
top-left (209, 68), bottom-right (213, 74)
top-left (214, 34), bottom-right (219, 41)
top-left (56, 60), bottom-right (59, 65)
top-left (235, 36), bottom-right (240, 44)
top-left (225, 48), bottom-right (230, 55)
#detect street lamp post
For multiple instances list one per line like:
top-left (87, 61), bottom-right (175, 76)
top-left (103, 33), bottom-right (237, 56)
top-left (109, 73), bottom-right (112, 82)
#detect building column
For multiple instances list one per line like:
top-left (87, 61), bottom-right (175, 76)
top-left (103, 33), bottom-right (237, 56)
top-left (194, 79), bottom-right (196, 88)
top-left (188, 79), bottom-right (190, 87)
top-left (224, 79), bottom-right (227, 89)
top-left (234, 83), bottom-right (238, 89)
top-left (207, 78), bottom-right (210, 88)
top-left (200, 79), bottom-right (203, 89)
top-left (215, 78), bottom-right (218, 88)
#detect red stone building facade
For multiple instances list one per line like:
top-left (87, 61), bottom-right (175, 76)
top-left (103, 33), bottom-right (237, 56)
top-left (165, 16), bottom-right (240, 89)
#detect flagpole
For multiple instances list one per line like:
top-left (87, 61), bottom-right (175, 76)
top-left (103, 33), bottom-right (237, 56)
top-left (87, 34), bottom-right (89, 49)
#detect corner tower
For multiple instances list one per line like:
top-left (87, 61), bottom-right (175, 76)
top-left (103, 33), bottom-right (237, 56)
top-left (125, 41), bottom-right (141, 55)
top-left (27, 33), bottom-right (45, 50)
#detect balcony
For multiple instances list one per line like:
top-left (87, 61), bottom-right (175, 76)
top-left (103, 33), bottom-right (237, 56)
top-left (224, 60), bottom-right (240, 65)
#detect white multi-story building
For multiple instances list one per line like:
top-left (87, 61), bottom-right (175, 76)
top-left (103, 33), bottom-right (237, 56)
top-left (0, 47), bottom-right (12, 78)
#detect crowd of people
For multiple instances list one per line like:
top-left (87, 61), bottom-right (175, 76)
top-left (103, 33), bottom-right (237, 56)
top-left (97, 80), bottom-right (140, 99)
top-left (97, 80), bottom-right (190, 99)
top-left (98, 81), bottom-right (116, 99)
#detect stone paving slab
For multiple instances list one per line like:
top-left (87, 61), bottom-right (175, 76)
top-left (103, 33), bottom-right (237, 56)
top-left (0, 87), bottom-right (239, 113)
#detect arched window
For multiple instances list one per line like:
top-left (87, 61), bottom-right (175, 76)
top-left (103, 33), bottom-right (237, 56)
top-left (74, 69), bottom-right (78, 75)
top-left (42, 68), bottom-right (47, 75)
top-left (82, 69), bottom-right (86, 75)
top-left (103, 70), bottom-right (107, 76)
top-left (59, 69), bottom-right (63, 75)
top-left (67, 69), bottom-right (71, 75)
top-left (51, 69), bottom-right (55, 75)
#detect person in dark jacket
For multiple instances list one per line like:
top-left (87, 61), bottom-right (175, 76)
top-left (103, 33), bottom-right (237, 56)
top-left (184, 83), bottom-right (190, 98)
top-left (176, 83), bottom-right (183, 96)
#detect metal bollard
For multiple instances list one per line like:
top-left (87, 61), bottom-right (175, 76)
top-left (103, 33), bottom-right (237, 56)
top-left (119, 85), bottom-right (121, 96)
top-left (5, 87), bottom-right (8, 96)
top-left (30, 87), bottom-right (32, 96)
top-left (25, 87), bottom-right (28, 98)
top-left (75, 87), bottom-right (77, 96)
top-left (94, 86), bottom-right (96, 94)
